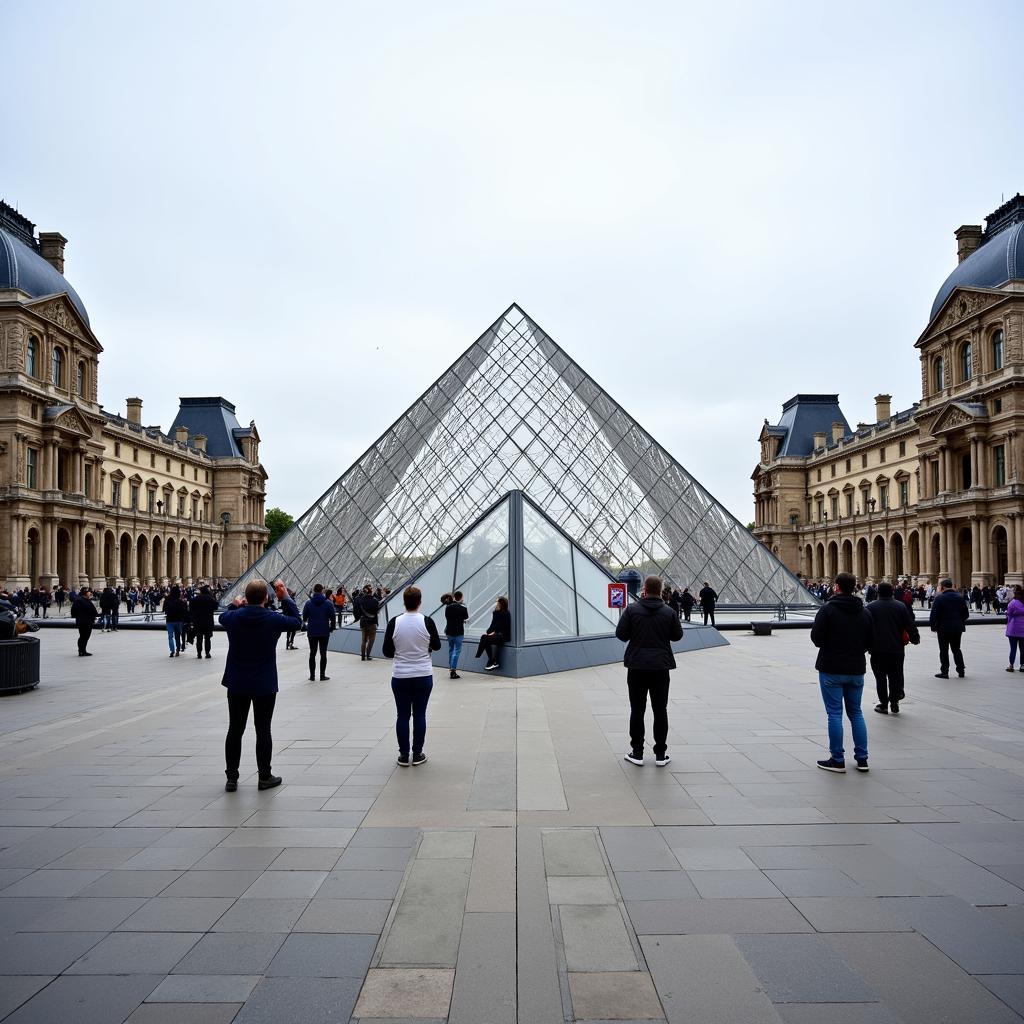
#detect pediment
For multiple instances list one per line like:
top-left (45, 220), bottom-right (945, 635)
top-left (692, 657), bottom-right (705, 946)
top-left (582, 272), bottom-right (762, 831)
top-left (25, 294), bottom-right (99, 347)
top-left (917, 287), bottom-right (1004, 344)
top-left (931, 401), bottom-right (987, 435)
top-left (47, 405), bottom-right (92, 438)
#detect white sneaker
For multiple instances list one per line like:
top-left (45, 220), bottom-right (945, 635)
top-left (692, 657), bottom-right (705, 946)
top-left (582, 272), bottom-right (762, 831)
top-left (655, 754), bottom-right (672, 767)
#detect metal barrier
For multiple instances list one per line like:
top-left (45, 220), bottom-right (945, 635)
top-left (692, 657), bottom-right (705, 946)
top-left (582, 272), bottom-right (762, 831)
top-left (0, 636), bottom-right (41, 694)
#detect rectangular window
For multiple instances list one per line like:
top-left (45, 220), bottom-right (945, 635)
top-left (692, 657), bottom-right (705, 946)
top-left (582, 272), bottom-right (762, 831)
top-left (899, 480), bottom-right (909, 506)
top-left (132, 447), bottom-right (138, 462)
top-left (166, 458), bottom-right (171, 472)
top-left (879, 447), bottom-right (886, 463)
top-left (193, 467), bottom-right (198, 481)
top-left (995, 444), bottom-right (1006, 486)
top-left (111, 481), bottom-right (122, 507)
top-left (205, 470), bottom-right (209, 483)
top-left (861, 452), bottom-right (868, 468)
top-left (993, 398), bottom-right (1003, 414)
top-left (816, 468), bottom-right (822, 482)
top-left (84, 463), bottom-right (92, 497)
top-left (191, 498), bottom-right (199, 520)
top-left (830, 496), bottom-right (839, 520)
top-left (845, 492), bottom-right (854, 516)
top-left (26, 447), bottom-right (37, 489)
top-left (114, 442), bottom-right (121, 457)
top-left (816, 499), bottom-right (824, 521)
top-left (203, 499), bottom-right (210, 521)
top-left (130, 483), bottom-right (139, 509)
top-left (931, 461), bottom-right (939, 495)
top-left (879, 484), bottom-right (888, 510)
top-left (148, 489), bottom-right (156, 512)
top-left (177, 495), bottom-right (185, 516)
top-left (150, 452), bottom-right (156, 468)
top-left (830, 464), bottom-right (836, 478)
top-left (899, 440), bottom-right (906, 457)
top-left (845, 458), bottom-right (851, 472)
top-left (180, 463), bottom-right (185, 476)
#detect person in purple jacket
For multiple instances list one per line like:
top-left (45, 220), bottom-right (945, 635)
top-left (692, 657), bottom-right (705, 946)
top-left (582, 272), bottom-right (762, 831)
top-left (219, 579), bottom-right (302, 792)
top-left (1005, 585), bottom-right (1024, 673)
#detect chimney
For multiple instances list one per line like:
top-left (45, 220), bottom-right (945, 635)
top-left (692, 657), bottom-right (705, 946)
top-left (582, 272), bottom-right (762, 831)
top-left (874, 394), bottom-right (892, 422)
top-left (954, 224), bottom-right (983, 264)
top-left (38, 232), bottom-right (68, 274)
top-left (126, 397), bottom-right (143, 424)
top-left (831, 421), bottom-right (845, 444)
top-left (192, 434), bottom-right (207, 454)
top-left (812, 431), bottom-right (827, 449)
top-left (175, 425), bottom-right (189, 444)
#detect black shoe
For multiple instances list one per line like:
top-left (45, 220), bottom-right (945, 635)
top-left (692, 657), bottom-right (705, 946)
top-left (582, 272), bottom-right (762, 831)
top-left (397, 753), bottom-right (410, 767)
top-left (624, 751), bottom-right (644, 765)
top-left (411, 752), bottom-right (427, 766)
top-left (366, 656), bottom-right (373, 661)
top-left (309, 674), bottom-right (315, 682)
top-left (816, 758), bottom-right (846, 773)
top-left (874, 704), bottom-right (888, 714)
top-left (449, 670), bottom-right (457, 679)
top-left (890, 703), bottom-right (899, 714)
top-left (257, 775), bottom-right (282, 790)
top-left (80, 651), bottom-right (92, 656)
top-left (224, 779), bottom-right (238, 792)
top-left (320, 676), bottom-right (330, 681)
top-left (934, 673), bottom-right (949, 679)
top-left (855, 758), bottom-right (869, 772)
top-left (360, 655), bottom-right (365, 661)
top-left (169, 652), bottom-right (175, 658)
top-left (957, 670), bottom-right (965, 678)
top-left (197, 654), bottom-right (202, 659)
top-left (484, 662), bottom-right (498, 671)
top-left (205, 653), bottom-right (211, 659)
top-left (655, 753), bottom-right (672, 767)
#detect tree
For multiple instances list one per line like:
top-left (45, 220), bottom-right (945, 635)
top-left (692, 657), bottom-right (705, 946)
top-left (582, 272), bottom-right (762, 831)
top-left (265, 507), bottom-right (294, 547)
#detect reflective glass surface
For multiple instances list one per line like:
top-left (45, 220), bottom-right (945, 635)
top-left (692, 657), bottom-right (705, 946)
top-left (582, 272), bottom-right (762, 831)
top-left (227, 305), bottom-right (812, 608)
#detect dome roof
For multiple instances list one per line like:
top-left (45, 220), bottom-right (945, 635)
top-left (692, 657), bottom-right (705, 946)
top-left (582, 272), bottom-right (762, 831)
top-left (930, 198), bottom-right (1024, 322)
top-left (0, 226), bottom-right (90, 326)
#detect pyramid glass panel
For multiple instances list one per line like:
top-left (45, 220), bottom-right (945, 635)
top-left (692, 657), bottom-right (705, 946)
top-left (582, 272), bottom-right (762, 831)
top-left (228, 305), bottom-right (816, 609)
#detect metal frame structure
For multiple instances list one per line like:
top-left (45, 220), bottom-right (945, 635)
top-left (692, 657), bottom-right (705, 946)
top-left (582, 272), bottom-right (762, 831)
top-left (226, 304), bottom-right (816, 608)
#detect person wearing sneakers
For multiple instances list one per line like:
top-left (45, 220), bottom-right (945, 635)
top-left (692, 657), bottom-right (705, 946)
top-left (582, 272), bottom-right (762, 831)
top-left (865, 581), bottom-right (920, 715)
top-left (302, 583), bottom-right (336, 682)
top-left (382, 586), bottom-right (441, 767)
top-left (929, 578), bottom-right (969, 679)
top-left (810, 572), bottom-right (873, 773)
top-left (1004, 585), bottom-right (1024, 672)
top-left (442, 591), bottom-right (469, 679)
top-left (219, 579), bottom-right (302, 793)
top-left (615, 575), bottom-right (683, 768)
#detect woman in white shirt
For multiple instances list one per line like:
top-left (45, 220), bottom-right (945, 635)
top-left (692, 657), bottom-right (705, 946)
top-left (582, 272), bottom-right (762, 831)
top-left (382, 586), bottom-right (442, 766)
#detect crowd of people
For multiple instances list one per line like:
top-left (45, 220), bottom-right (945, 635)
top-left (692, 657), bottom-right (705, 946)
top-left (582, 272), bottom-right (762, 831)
top-left (803, 577), bottom-right (1015, 613)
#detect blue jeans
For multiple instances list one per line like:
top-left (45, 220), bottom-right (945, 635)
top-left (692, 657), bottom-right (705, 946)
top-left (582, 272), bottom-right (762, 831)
top-left (166, 622), bottom-right (185, 653)
top-left (447, 635), bottom-right (463, 671)
top-left (391, 675), bottom-right (433, 756)
top-left (818, 673), bottom-right (867, 762)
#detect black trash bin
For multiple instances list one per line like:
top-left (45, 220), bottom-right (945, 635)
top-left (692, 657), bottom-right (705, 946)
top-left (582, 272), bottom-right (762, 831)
top-left (0, 636), bottom-right (41, 694)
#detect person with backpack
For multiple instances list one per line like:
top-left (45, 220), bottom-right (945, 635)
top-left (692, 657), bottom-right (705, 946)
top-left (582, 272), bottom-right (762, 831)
top-left (865, 581), bottom-right (920, 714)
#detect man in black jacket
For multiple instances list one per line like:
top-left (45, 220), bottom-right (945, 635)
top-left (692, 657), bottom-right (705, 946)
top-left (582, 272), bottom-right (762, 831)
top-left (615, 576), bottom-right (684, 767)
top-left (71, 588), bottom-right (98, 656)
top-left (698, 581), bottom-right (718, 626)
top-left (359, 585), bottom-right (380, 661)
top-left (929, 578), bottom-right (970, 678)
top-left (443, 591), bottom-right (469, 679)
top-left (189, 585), bottom-right (220, 659)
top-left (865, 582), bottom-right (920, 714)
top-left (810, 572), bottom-right (873, 773)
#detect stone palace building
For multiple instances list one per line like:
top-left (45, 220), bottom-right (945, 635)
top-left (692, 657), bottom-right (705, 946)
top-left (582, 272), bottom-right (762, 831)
top-left (0, 201), bottom-right (269, 591)
top-left (753, 193), bottom-right (1024, 589)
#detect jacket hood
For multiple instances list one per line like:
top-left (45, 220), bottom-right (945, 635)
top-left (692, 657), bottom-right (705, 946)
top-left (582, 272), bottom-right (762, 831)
top-left (638, 597), bottom-right (667, 610)
top-left (829, 593), bottom-right (864, 615)
top-left (310, 593), bottom-right (329, 605)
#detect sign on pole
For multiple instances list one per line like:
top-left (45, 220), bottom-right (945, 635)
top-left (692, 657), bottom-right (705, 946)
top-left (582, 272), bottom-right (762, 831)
top-left (607, 582), bottom-right (627, 609)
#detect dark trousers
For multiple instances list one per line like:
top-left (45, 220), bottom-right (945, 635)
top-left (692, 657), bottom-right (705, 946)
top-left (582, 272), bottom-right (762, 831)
top-left (391, 675), bottom-right (433, 756)
top-left (702, 607), bottom-right (715, 626)
top-left (870, 650), bottom-right (905, 706)
top-left (627, 668), bottom-right (670, 757)
top-left (286, 630), bottom-right (297, 648)
top-left (683, 609), bottom-right (692, 622)
top-left (361, 624), bottom-right (376, 658)
top-left (308, 635), bottom-right (328, 677)
top-left (938, 632), bottom-right (965, 675)
top-left (475, 635), bottom-right (504, 666)
top-left (77, 625), bottom-right (92, 654)
top-left (195, 630), bottom-right (212, 656)
top-left (225, 693), bottom-right (277, 779)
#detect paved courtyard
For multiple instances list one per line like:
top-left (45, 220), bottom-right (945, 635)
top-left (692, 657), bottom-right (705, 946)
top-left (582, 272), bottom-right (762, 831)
top-left (1, 623), bottom-right (1022, 1023)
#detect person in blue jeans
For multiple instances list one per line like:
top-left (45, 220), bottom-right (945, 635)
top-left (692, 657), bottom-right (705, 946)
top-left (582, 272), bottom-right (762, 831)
top-left (163, 586), bottom-right (190, 658)
top-left (442, 591), bottom-right (469, 679)
top-left (382, 585), bottom-right (442, 766)
top-left (810, 571), bottom-right (874, 773)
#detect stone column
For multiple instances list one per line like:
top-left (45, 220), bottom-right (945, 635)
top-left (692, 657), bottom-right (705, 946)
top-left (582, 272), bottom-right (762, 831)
top-left (1015, 515), bottom-right (1024, 576)
top-left (938, 447), bottom-right (947, 493)
top-left (971, 519), bottom-right (981, 582)
top-left (978, 441), bottom-right (988, 488)
top-left (979, 518), bottom-right (991, 578)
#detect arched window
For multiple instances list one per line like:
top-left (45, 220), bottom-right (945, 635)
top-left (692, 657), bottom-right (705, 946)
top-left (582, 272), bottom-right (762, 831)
top-left (934, 356), bottom-right (945, 392)
top-left (26, 336), bottom-right (37, 377)
top-left (51, 346), bottom-right (64, 388)
top-left (77, 361), bottom-right (86, 396)
top-left (992, 329), bottom-right (1004, 371)
top-left (960, 342), bottom-right (972, 382)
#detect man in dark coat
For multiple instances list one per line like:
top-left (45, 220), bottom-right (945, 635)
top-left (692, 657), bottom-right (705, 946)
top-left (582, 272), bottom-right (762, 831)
top-left (680, 587), bottom-right (695, 623)
top-left (71, 587), bottom-right (98, 656)
top-left (99, 586), bottom-right (118, 632)
top-left (219, 579), bottom-right (302, 792)
top-left (929, 578), bottom-right (970, 679)
top-left (302, 583), bottom-right (337, 682)
top-left (865, 581), bottom-right (920, 714)
top-left (359, 585), bottom-right (380, 661)
top-left (615, 576), bottom-right (684, 767)
top-left (810, 572), bottom-right (873, 773)
top-left (698, 581), bottom-right (718, 626)
top-left (189, 585), bottom-right (220, 659)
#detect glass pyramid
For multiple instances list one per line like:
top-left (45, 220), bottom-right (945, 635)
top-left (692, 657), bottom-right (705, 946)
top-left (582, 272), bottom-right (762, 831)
top-left (227, 304), bottom-right (811, 607)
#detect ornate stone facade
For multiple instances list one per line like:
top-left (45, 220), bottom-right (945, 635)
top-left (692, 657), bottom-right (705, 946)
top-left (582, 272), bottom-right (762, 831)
top-left (754, 198), bottom-right (1024, 589)
top-left (0, 209), bottom-right (269, 590)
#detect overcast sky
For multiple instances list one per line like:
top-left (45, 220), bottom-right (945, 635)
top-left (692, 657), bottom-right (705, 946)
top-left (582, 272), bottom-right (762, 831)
top-left (5, 1), bottom-right (1022, 525)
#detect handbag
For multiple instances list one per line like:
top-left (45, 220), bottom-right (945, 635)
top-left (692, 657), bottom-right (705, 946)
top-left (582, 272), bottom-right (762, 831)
top-left (901, 629), bottom-right (910, 646)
